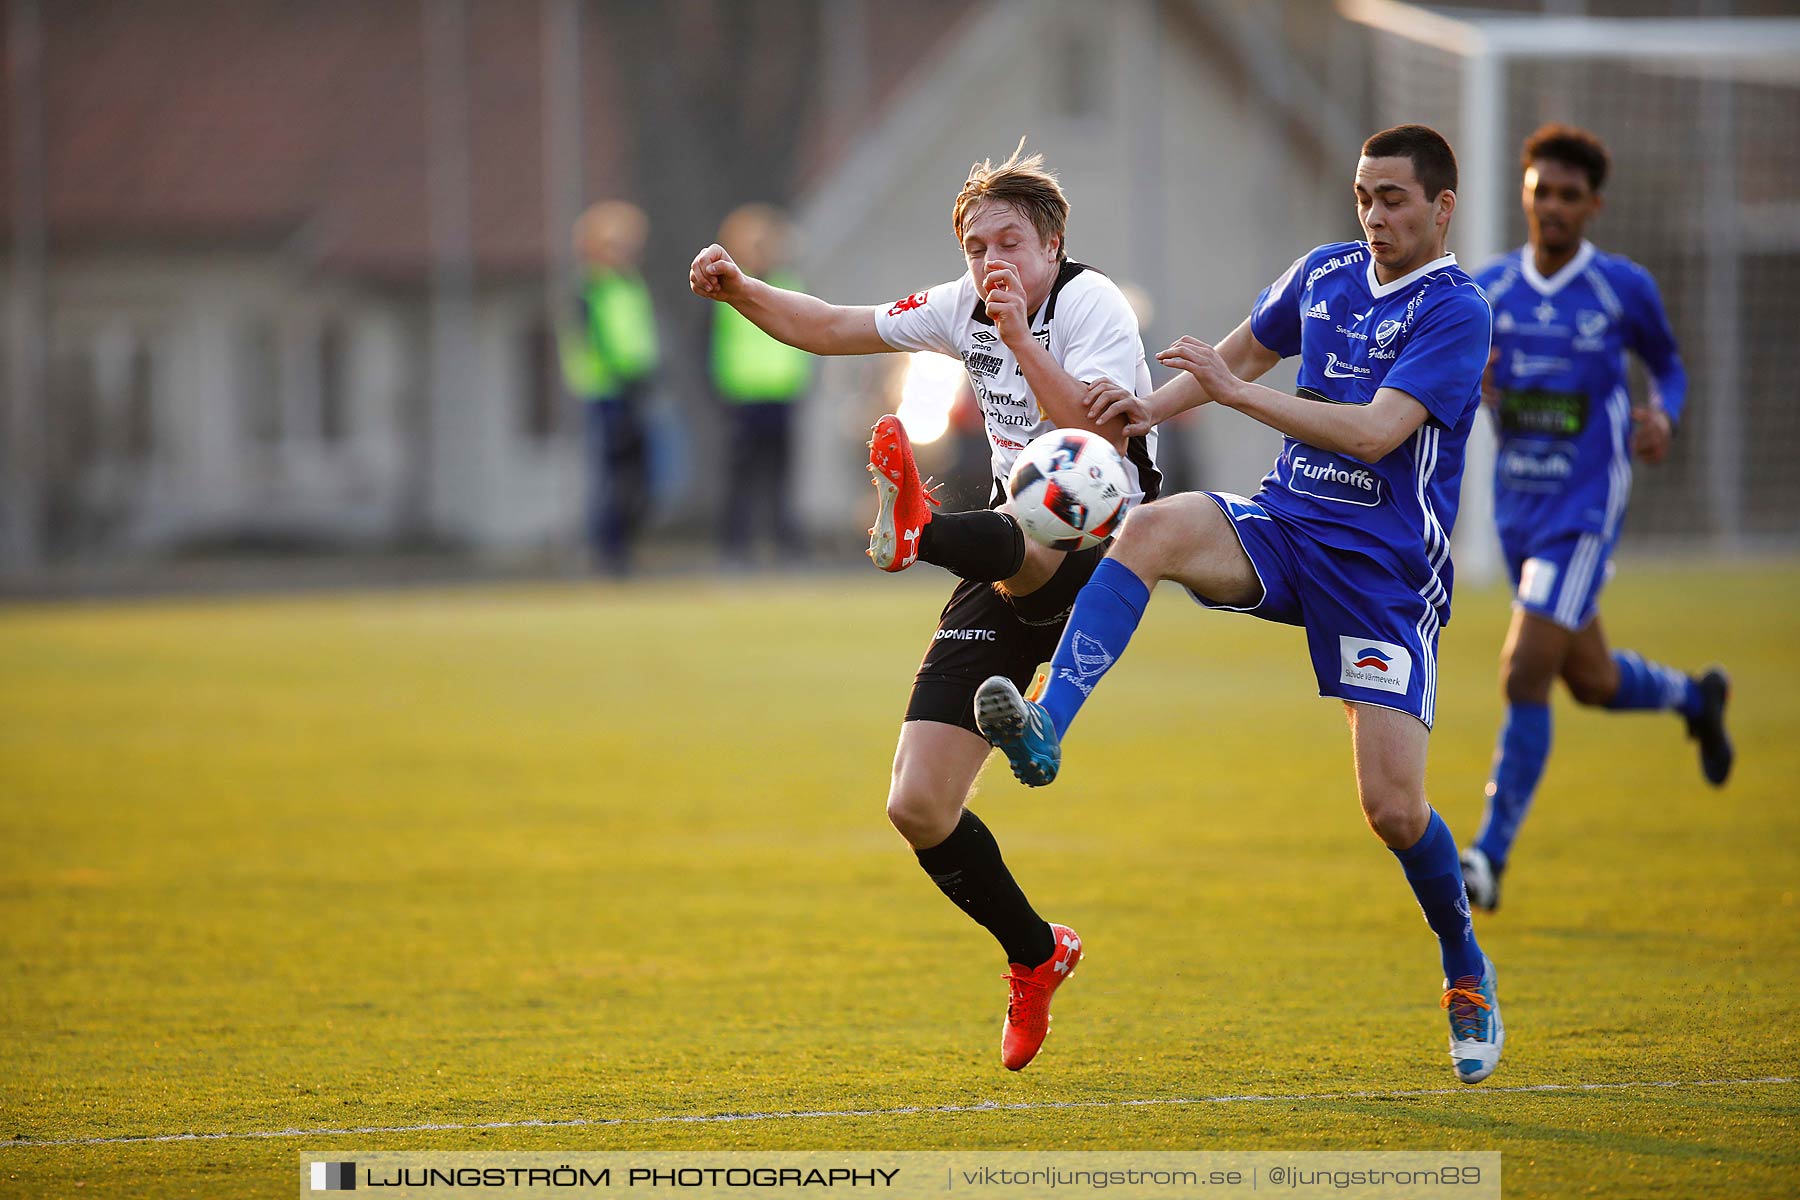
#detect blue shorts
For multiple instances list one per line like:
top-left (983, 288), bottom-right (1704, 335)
top-left (1502, 528), bottom-right (1615, 632)
top-left (1188, 492), bottom-right (1442, 728)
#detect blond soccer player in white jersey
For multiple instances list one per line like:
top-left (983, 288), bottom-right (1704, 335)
top-left (689, 144), bottom-right (1160, 1071)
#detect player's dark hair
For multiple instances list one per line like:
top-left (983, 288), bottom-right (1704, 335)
top-left (1521, 123), bottom-right (1610, 192)
top-left (953, 138), bottom-right (1070, 263)
top-left (1361, 124), bottom-right (1458, 202)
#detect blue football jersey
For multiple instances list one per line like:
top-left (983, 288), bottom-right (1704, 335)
top-left (1475, 241), bottom-right (1687, 545)
top-left (1249, 241), bottom-right (1491, 624)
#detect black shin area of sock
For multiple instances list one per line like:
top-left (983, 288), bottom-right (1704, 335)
top-left (914, 809), bottom-right (1055, 966)
top-left (917, 510), bottom-right (1027, 583)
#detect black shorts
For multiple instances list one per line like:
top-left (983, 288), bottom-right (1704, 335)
top-left (904, 543), bottom-right (1109, 733)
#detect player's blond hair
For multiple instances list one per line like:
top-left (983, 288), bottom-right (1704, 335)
top-left (952, 139), bottom-right (1069, 262)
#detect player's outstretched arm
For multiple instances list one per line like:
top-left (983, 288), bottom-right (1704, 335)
top-left (1159, 335), bottom-right (1429, 462)
top-left (688, 244), bottom-right (889, 355)
top-left (1087, 317), bottom-right (1281, 435)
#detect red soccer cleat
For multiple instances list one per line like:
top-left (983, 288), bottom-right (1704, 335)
top-left (1001, 923), bottom-right (1083, 1071)
top-left (866, 414), bottom-right (939, 572)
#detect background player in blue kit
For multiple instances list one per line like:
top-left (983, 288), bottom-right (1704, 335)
top-left (1460, 125), bottom-right (1734, 913)
top-left (975, 125), bottom-right (1506, 1084)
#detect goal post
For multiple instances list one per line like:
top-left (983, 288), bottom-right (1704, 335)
top-left (1340, 0), bottom-right (1800, 575)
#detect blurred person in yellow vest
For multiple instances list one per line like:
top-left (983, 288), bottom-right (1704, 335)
top-left (712, 205), bottom-right (813, 566)
top-left (560, 200), bottom-right (660, 575)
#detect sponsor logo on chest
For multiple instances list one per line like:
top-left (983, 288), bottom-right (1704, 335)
top-left (1287, 450), bottom-right (1384, 506)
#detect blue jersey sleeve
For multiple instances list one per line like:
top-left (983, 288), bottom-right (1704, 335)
top-left (1379, 286), bottom-right (1491, 429)
top-left (1249, 253), bottom-right (1307, 359)
top-left (1620, 263), bottom-right (1688, 427)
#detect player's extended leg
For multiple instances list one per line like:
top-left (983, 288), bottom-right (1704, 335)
top-left (1465, 608), bottom-right (1568, 910)
top-left (975, 494), bottom-right (1259, 786)
top-left (868, 413), bottom-right (1044, 583)
top-left (1347, 702), bottom-right (1502, 1084)
top-left (1561, 614), bottom-right (1734, 786)
top-left (886, 719), bottom-right (1080, 1070)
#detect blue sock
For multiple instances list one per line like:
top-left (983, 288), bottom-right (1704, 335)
top-left (1608, 650), bottom-right (1702, 719)
top-left (1392, 809), bottom-right (1485, 984)
top-left (1037, 557), bottom-right (1151, 737)
top-left (1473, 702), bottom-right (1552, 871)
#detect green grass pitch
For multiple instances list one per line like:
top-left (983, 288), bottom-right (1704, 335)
top-left (3, 561), bottom-right (1797, 1197)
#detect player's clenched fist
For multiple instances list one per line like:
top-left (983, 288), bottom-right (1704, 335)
top-left (689, 244), bottom-right (746, 301)
top-left (981, 261), bottom-right (1029, 343)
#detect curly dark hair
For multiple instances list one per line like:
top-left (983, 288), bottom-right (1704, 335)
top-left (1522, 123), bottom-right (1610, 192)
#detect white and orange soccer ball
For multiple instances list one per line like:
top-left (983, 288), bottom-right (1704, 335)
top-left (1005, 428), bottom-right (1130, 552)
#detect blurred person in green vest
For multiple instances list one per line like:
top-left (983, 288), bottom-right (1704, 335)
top-left (712, 205), bottom-right (813, 566)
top-left (560, 200), bottom-right (659, 575)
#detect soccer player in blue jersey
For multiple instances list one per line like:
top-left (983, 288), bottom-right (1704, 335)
top-left (1458, 124), bottom-right (1733, 913)
top-left (973, 125), bottom-right (1505, 1084)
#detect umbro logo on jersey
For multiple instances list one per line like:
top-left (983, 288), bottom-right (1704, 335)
top-left (1306, 300), bottom-right (1332, 320)
top-left (971, 329), bottom-right (997, 344)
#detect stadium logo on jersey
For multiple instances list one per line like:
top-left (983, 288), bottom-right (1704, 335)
top-left (1577, 310), bottom-right (1608, 339)
top-left (887, 291), bottom-right (929, 316)
top-left (1304, 250), bottom-right (1364, 289)
top-left (1375, 318), bottom-right (1403, 348)
top-left (1288, 452), bottom-right (1383, 506)
top-left (1055, 631), bottom-right (1114, 697)
top-left (1322, 352), bottom-right (1370, 380)
top-left (1352, 307), bottom-right (1373, 323)
top-left (1306, 299), bottom-right (1332, 320)
top-left (1338, 637), bottom-right (1412, 695)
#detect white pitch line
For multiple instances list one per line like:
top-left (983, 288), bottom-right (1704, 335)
top-left (6, 1076), bottom-right (1793, 1150)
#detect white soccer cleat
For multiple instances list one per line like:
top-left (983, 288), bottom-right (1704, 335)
top-left (1460, 846), bottom-right (1501, 913)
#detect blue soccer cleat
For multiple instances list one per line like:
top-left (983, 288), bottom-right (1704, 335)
top-left (974, 676), bottom-right (1061, 787)
top-left (1442, 954), bottom-right (1504, 1084)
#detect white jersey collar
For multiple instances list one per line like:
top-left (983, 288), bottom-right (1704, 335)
top-left (1520, 239), bottom-right (1595, 296)
top-left (1365, 248), bottom-right (1457, 299)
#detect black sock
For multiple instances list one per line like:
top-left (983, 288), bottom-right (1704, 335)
top-left (914, 809), bottom-right (1055, 966)
top-left (917, 510), bottom-right (1027, 583)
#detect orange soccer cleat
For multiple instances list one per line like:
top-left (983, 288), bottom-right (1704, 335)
top-left (1000, 923), bottom-right (1083, 1071)
top-left (866, 414), bottom-right (940, 572)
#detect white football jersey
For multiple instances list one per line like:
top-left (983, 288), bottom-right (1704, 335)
top-left (874, 261), bottom-right (1161, 505)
